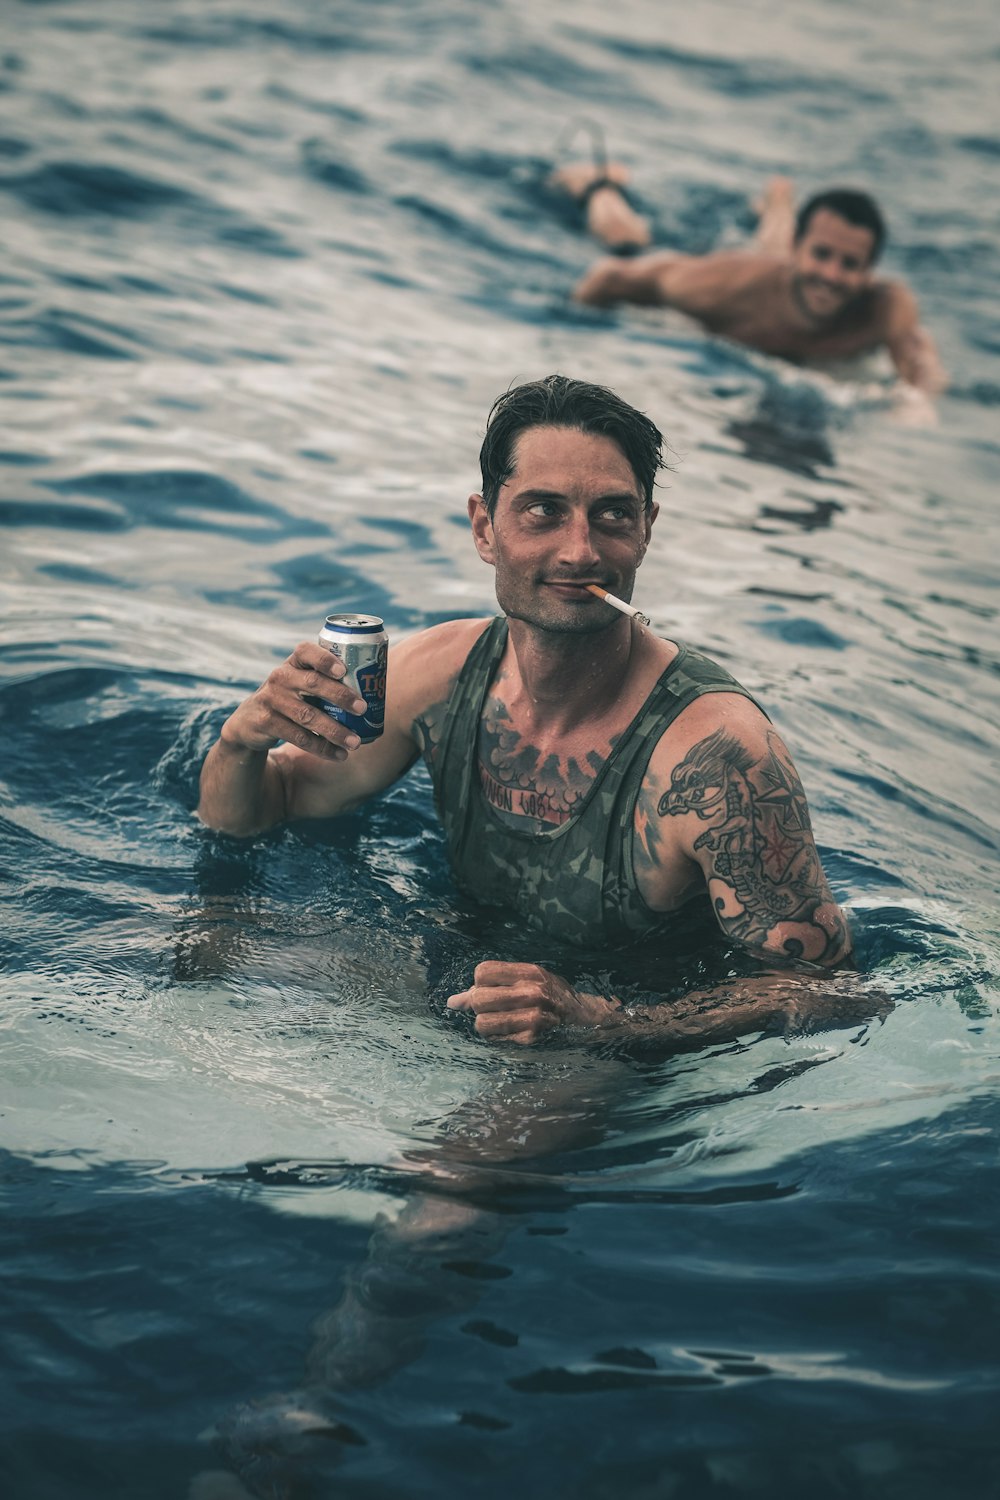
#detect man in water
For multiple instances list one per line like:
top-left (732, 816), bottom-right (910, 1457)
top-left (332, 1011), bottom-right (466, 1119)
top-left (198, 375), bottom-right (861, 1046)
top-left (557, 166), bottom-right (945, 405)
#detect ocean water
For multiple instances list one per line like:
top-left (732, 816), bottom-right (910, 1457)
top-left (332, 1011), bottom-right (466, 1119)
top-left (2, 1), bottom-right (999, 1496)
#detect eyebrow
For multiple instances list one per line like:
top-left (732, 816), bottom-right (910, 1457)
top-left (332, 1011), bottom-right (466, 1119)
top-left (514, 486), bottom-right (642, 504)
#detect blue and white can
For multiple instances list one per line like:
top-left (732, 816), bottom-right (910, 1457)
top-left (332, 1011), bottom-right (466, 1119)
top-left (315, 613), bottom-right (387, 743)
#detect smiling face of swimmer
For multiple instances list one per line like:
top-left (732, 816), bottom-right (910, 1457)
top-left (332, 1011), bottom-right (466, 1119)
top-left (790, 207), bottom-right (879, 325)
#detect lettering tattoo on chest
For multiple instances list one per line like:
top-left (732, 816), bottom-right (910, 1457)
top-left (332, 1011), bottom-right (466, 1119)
top-left (478, 695), bottom-right (607, 829)
top-left (656, 727), bottom-right (851, 965)
top-left (478, 763), bottom-right (571, 826)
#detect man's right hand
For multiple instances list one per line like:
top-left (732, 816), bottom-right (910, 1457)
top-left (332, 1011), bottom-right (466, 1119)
top-left (198, 616), bottom-right (483, 837)
top-left (220, 642), bottom-right (369, 760)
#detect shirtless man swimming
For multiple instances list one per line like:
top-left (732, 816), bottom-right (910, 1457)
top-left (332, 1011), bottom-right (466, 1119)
top-left (198, 375), bottom-right (869, 1049)
top-left (557, 165), bottom-right (945, 403)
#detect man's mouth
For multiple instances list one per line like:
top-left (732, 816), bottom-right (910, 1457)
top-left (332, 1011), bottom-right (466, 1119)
top-left (805, 279), bottom-right (846, 305)
top-left (792, 275), bottom-right (850, 324)
top-left (543, 579), bottom-right (607, 594)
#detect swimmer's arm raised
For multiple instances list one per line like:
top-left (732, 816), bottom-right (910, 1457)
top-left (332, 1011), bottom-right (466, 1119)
top-left (196, 623), bottom-right (481, 835)
top-left (197, 639), bottom-right (373, 835)
top-left (196, 661), bottom-right (417, 836)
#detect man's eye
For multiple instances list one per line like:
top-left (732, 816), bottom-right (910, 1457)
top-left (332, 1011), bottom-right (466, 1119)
top-left (526, 501), bottom-right (558, 517)
top-left (599, 506), bottom-right (631, 522)
top-left (812, 246), bottom-right (831, 262)
top-left (842, 257), bottom-right (860, 272)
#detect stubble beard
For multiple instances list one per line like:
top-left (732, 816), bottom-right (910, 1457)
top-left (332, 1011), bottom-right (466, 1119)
top-left (493, 570), bottom-right (632, 637)
top-left (791, 273), bottom-right (853, 326)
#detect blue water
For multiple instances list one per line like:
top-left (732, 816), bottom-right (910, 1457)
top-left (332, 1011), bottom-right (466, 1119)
top-left (2, 1), bottom-right (999, 1496)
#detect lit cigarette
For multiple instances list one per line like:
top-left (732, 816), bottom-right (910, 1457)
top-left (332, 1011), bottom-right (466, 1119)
top-left (585, 584), bottom-right (650, 627)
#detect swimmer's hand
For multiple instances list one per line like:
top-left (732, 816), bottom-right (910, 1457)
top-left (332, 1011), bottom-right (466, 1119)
top-left (446, 962), bottom-right (620, 1045)
top-left (887, 382), bottom-right (939, 428)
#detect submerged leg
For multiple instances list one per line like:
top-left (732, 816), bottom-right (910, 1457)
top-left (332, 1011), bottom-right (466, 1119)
top-left (200, 1063), bottom-right (627, 1496)
top-left (306, 1065), bottom-right (620, 1389)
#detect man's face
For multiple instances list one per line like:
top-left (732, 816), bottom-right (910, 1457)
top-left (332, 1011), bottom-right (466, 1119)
top-left (469, 425), bottom-right (656, 635)
top-left (791, 209), bottom-right (876, 323)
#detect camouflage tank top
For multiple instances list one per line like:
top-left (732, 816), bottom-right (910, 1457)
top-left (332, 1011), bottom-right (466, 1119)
top-left (430, 617), bottom-right (758, 948)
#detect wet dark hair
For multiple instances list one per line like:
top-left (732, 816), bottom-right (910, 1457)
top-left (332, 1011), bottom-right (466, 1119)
top-left (479, 374), bottom-right (665, 517)
top-left (794, 189), bottom-right (887, 265)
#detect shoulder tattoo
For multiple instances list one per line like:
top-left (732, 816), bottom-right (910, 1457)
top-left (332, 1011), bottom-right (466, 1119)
top-left (657, 727), bottom-right (851, 966)
top-left (412, 698), bottom-right (450, 762)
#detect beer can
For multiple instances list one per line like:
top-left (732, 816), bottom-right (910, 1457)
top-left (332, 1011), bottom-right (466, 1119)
top-left (314, 613), bottom-right (387, 743)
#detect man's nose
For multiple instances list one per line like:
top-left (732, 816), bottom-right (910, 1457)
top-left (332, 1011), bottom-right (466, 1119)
top-left (558, 514), bottom-right (601, 568)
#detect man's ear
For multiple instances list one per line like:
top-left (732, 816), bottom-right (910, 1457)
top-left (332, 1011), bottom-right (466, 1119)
top-left (638, 501), bottom-right (659, 561)
top-left (468, 493), bottom-right (496, 564)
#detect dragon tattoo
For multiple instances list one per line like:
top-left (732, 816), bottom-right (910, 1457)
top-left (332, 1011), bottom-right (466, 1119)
top-left (658, 727), bottom-right (847, 963)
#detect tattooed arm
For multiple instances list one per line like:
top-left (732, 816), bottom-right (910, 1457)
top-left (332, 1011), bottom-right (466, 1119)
top-left (641, 702), bottom-right (853, 968)
top-left (448, 697), bottom-right (870, 1047)
top-left (445, 960), bottom-right (880, 1048)
top-left (628, 699), bottom-right (860, 1040)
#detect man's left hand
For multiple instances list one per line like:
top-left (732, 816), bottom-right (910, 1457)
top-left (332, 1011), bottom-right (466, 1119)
top-left (446, 962), bottom-right (616, 1045)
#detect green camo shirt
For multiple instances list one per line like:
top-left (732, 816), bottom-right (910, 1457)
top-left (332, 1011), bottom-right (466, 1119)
top-left (430, 618), bottom-right (759, 948)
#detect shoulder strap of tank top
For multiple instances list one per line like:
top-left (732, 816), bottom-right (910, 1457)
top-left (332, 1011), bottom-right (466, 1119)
top-left (432, 616), bottom-right (507, 830)
top-left (601, 639), bottom-right (766, 867)
top-left (592, 642), bottom-right (765, 934)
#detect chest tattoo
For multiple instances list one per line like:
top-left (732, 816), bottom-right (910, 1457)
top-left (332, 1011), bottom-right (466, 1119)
top-left (477, 694), bottom-right (606, 829)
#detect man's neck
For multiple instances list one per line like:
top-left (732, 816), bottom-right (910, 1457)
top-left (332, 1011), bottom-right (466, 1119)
top-left (779, 264), bottom-right (831, 333)
top-left (502, 615), bottom-right (639, 735)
